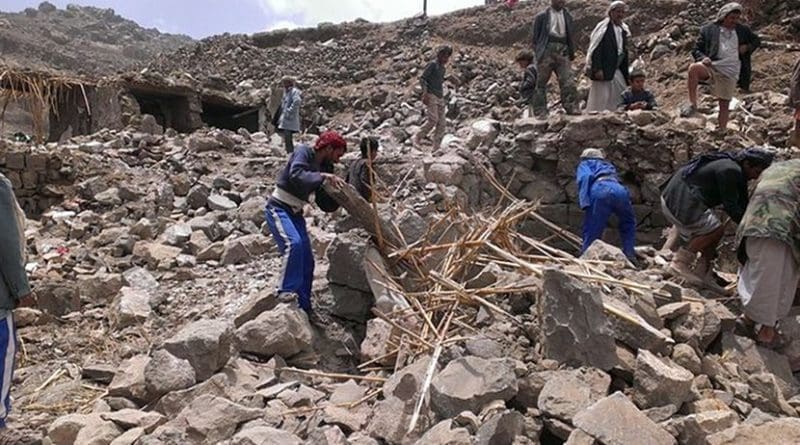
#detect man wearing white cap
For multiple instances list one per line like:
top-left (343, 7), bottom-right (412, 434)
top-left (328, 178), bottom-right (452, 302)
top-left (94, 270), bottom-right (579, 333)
top-left (585, 1), bottom-right (630, 112)
top-left (681, 2), bottom-right (761, 130)
top-left (576, 148), bottom-right (638, 265)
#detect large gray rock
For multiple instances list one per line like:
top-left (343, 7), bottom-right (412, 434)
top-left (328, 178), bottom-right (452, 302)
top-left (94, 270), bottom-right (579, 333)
top-left (323, 381), bottom-right (371, 433)
top-left (208, 194), bottom-right (238, 211)
top-left (48, 414), bottom-right (95, 445)
top-left (633, 350), bottom-right (694, 410)
top-left (144, 349), bottom-right (197, 398)
top-left (233, 290), bottom-right (279, 328)
top-left (677, 410), bottom-right (739, 445)
top-left (235, 304), bottom-right (313, 358)
top-left (415, 420), bottom-right (471, 445)
top-left (155, 374), bottom-right (229, 417)
top-left (707, 418), bottom-right (800, 444)
top-left (538, 368), bottom-right (611, 423)
top-left (326, 232), bottom-right (370, 292)
top-left (747, 372), bottom-right (796, 415)
top-left (227, 426), bottom-right (303, 445)
top-left (177, 394), bottom-right (262, 444)
top-left (603, 296), bottom-right (673, 355)
top-left (431, 356), bottom-right (518, 417)
top-left (162, 223), bottom-right (193, 247)
top-left (360, 318), bottom-right (395, 366)
top-left (720, 333), bottom-right (798, 398)
top-left (122, 267), bottom-right (159, 292)
top-left (109, 287), bottom-right (151, 330)
top-left (476, 410), bottom-right (524, 445)
top-left (540, 269), bottom-right (617, 370)
top-left (108, 355), bottom-right (150, 403)
top-left (163, 319), bottom-right (234, 381)
top-left (78, 273), bottom-right (123, 303)
top-left (186, 184), bottom-right (210, 209)
top-left (73, 418), bottom-right (123, 445)
top-left (573, 392), bottom-right (676, 445)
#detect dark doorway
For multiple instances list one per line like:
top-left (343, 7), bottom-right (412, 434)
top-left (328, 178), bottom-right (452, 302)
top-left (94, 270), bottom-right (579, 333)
top-left (130, 90), bottom-right (192, 133)
top-left (201, 101), bottom-right (259, 132)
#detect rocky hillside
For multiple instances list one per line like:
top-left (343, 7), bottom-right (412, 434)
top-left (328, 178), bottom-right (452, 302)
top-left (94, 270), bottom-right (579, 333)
top-left (0, 1), bottom-right (192, 76)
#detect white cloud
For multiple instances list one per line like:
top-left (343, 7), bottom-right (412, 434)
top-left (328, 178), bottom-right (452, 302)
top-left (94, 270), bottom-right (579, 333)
top-left (258, 0), bottom-right (484, 28)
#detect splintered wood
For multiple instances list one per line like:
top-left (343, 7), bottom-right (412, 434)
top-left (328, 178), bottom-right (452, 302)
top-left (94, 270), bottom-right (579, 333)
top-left (324, 173), bottom-right (672, 377)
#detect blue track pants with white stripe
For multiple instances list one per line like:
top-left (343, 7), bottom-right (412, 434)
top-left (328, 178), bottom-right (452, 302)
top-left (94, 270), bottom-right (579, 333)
top-left (264, 202), bottom-right (314, 312)
top-left (0, 313), bottom-right (16, 428)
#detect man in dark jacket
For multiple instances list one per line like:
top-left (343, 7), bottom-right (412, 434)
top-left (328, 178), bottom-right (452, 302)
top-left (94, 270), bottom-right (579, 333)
top-left (660, 147), bottom-right (773, 291)
top-left (414, 46), bottom-right (452, 151)
top-left (0, 174), bottom-right (38, 444)
top-left (264, 131), bottom-right (346, 313)
top-left (586, 1), bottom-right (630, 112)
top-left (682, 2), bottom-right (760, 129)
top-left (530, 0), bottom-right (578, 116)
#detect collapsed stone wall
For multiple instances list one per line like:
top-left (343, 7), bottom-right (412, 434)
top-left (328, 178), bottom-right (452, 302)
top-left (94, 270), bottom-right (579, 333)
top-left (491, 113), bottom-right (721, 245)
top-left (0, 141), bottom-right (74, 216)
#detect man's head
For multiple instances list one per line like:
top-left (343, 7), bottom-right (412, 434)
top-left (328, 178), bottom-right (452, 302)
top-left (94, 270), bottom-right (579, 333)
top-left (315, 131), bottom-right (347, 164)
top-left (630, 71), bottom-right (646, 92)
top-left (436, 46), bottom-right (453, 65)
top-left (551, 0), bottom-right (566, 11)
top-left (580, 148), bottom-right (605, 160)
top-left (281, 76), bottom-right (296, 90)
top-left (515, 51), bottom-right (534, 70)
top-left (360, 137), bottom-right (380, 160)
top-left (608, 1), bottom-right (626, 26)
top-left (716, 2), bottom-right (743, 29)
top-left (737, 147), bottom-right (774, 180)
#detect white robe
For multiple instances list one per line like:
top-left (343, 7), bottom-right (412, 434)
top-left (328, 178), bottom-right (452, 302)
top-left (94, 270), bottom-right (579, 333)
top-left (585, 18), bottom-right (630, 112)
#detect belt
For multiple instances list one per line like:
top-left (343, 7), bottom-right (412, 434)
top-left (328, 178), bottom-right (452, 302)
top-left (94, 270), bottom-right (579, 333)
top-left (271, 187), bottom-right (306, 213)
top-left (548, 36), bottom-right (568, 44)
top-left (595, 175), bottom-right (617, 182)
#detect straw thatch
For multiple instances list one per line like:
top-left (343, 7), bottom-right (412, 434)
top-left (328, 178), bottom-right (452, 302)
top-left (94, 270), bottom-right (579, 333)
top-left (0, 68), bottom-right (91, 143)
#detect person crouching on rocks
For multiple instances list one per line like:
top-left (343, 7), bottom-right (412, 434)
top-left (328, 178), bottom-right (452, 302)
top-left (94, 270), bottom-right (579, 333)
top-left (576, 148), bottom-right (638, 267)
top-left (735, 160), bottom-right (800, 349)
top-left (264, 131), bottom-right (347, 313)
top-left (660, 147), bottom-right (773, 293)
top-left (347, 137), bottom-right (380, 201)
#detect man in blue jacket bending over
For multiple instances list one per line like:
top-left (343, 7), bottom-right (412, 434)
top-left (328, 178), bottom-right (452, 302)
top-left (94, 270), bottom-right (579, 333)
top-left (577, 148), bottom-right (637, 265)
top-left (265, 131), bottom-right (347, 313)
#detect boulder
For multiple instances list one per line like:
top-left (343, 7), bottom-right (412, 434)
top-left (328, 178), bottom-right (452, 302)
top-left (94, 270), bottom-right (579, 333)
top-left (163, 319), bottom-right (234, 381)
top-left (208, 194), bottom-right (238, 211)
top-left (73, 419), bottom-right (123, 445)
top-left (133, 242), bottom-right (181, 269)
top-left (580, 240), bottom-right (629, 264)
top-left (476, 410), bottom-right (524, 445)
top-left (108, 355), bottom-right (150, 403)
top-left (540, 269), bottom-right (617, 370)
top-left (360, 318), bottom-right (395, 366)
top-left (323, 381), bottom-right (371, 433)
top-left (100, 409), bottom-right (166, 433)
top-left (236, 197), bottom-right (266, 226)
top-left (677, 410), bottom-right (739, 445)
top-left (155, 374), bottom-right (229, 417)
top-left (538, 367), bottom-right (611, 423)
top-left (109, 427), bottom-right (145, 445)
top-left (633, 350), bottom-right (694, 409)
top-left (720, 333), bottom-right (798, 398)
top-left (236, 304), bottom-right (313, 359)
top-left (326, 232), bottom-right (371, 292)
top-left (414, 420), bottom-right (471, 445)
top-left (109, 287), bottom-right (151, 330)
top-left (707, 418), bottom-right (800, 445)
top-left (35, 282), bottom-right (80, 316)
top-left (78, 273), bottom-right (123, 303)
top-left (431, 356), bottom-right (518, 417)
top-left (603, 296), bottom-right (673, 355)
top-left (122, 267), bottom-right (159, 292)
top-left (573, 392), bottom-right (676, 445)
top-left (144, 349), bottom-right (197, 398)
top-left (177, 394), bottom-right (262, 444)
top-left (306, 426), bottom-right (347, 445)
top-left (233, 290), bottom-right (279, 327)
top-left (187, 184), bottom-right (211, 209)
top-left (48, 413), bottom-right (94, 445)
top-left (161, 223), bottom-right (193, 247)
top-left (227, 426), bottom-right (303, 445)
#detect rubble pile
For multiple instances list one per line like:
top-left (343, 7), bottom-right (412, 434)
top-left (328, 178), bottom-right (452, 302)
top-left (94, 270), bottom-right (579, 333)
top-left (3, 0), bottom-right (800, 444)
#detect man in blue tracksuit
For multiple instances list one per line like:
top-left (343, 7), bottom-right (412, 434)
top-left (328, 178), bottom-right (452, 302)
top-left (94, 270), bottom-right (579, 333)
top-left (264, 131), bottom-right (347, 313)
top-left (577, 148), bottom-right (637, 264)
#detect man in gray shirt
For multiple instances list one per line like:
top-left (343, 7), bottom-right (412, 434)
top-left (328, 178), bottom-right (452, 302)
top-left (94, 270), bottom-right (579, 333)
top-left (414, 46), bottom-right (452, 151)
top-left (0, 173), bottom-right (38, 444)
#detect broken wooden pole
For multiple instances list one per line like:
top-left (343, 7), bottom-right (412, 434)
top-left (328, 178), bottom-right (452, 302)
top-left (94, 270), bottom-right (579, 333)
top-left (322, 182), bottom-right (405, 252)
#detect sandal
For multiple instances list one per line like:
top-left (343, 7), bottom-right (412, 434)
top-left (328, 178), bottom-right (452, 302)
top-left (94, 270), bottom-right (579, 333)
top-left (755, 326), bottom-right (790, 351)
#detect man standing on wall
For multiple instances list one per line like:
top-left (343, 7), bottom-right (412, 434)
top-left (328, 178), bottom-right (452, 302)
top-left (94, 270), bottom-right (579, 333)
top-left (530, 0), bottom-right (579, 116)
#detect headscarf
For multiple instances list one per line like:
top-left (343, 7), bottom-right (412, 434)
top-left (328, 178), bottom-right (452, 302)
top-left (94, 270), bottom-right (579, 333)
top-left (314, 130), bottom-right (347, 151)
top-left (580, 148), bottom-right (605, 159)
top-left (681, 147), bottom-right (774, 179)
top-left (585, 2), bottom-right (630, 67)
top-left (716, 2), bottom-right (743, 23)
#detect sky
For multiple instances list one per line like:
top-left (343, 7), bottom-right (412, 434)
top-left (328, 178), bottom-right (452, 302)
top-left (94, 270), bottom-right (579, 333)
top-left (4, 0), bottom-right (485, 39)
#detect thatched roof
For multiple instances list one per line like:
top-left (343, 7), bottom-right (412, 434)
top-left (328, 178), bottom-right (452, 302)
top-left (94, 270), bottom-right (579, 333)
top-left (0, 67), bottom-right (94, 143)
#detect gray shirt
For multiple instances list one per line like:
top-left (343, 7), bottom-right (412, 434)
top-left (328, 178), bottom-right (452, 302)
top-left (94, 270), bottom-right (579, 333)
top-left (421, 61), bottom-right (446, 98)
top-left (713, 28), bottom-right (741, 80)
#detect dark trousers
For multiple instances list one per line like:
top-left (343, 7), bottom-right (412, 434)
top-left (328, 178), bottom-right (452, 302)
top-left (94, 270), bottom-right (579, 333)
top-left (283, 130), bottom-right (295, 154)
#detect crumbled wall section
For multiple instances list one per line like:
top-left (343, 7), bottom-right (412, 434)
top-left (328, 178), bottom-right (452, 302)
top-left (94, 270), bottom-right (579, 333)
top-left (0, 141), bottom-right (74, 216)
top-left (493, 114), bottom-right (719, 244)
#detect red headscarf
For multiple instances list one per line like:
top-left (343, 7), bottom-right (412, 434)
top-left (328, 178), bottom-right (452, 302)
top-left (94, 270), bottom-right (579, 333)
top-left (314, 131), bottom-right (347, 151)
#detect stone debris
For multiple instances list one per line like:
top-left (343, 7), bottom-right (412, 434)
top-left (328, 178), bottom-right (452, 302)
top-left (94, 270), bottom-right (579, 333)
top-left (8, 0), bottom-right (800, 444)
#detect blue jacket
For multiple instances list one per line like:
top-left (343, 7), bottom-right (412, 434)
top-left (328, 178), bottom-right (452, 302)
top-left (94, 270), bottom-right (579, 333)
top-left (274, 144), bottom-right (339, 213)
top-left (278, 87), bottom-right (302, 133)
top-left (0, 174), bottom-right (31, 311)
top-left (577, 159), bottom-right (620, 210)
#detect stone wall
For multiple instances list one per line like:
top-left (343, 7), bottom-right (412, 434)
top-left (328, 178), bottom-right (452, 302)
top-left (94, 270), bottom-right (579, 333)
top-left (0, 141), bottom-right (74, 216)
top-left (491, 113), bottom-right (719, 245)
